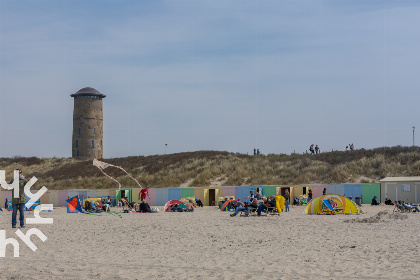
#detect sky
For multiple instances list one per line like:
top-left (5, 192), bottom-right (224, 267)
top-left (0, 0), bottom-right (419, 158)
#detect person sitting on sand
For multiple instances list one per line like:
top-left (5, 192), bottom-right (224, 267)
top-left (171, 204), bottom-right (183, 212)
top-left (371, 196), bottom-right (379, 205)
top-left (384, 198), bottom-right (393, 205)
top-left (196, 199), bottom-right (203, 207)
top-left (185, 200), bottom-right (194, 212)
top-left (139, 199), bottom-right (152, 213)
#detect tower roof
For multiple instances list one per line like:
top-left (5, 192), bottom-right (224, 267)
top-left (70, 87), bottom-right (106, 98)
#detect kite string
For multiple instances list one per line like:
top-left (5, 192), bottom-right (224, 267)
top-left (94, 160), bottom-right (142, 190)
top-left (97, 167), bottom-right (122, 190)
top-left (112, 165), bottom-right (142, 189)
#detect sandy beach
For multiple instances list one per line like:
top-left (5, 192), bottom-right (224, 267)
top-left (1, 204), bottom-right (419, 280)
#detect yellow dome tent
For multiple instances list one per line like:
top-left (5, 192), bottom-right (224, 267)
top-left (304, 194), bottom-right (362, 215)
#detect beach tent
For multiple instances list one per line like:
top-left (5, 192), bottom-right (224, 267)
top-left (164, 200), bottom-right (186, 211)
top-left (220, 199), bottom-right (235, 211)
top-left (304, 194), bottom-right (362, 215)
top-left (24, 195), bottom-right (40, 211)
top-left (66, 196), bottom-right (83, 213)
top-left (83, 197), bottom-right (102, 207)
top-left (6, 200), bottom-right (12, 211)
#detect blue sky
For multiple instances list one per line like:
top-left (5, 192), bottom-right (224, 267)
top-left (0, 0), bottom-right (419, 158)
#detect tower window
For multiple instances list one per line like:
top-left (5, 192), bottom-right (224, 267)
top-left (100, 140), bottom-right (102, 146)
top-left (75, 140), bottom-right (79, 148)
top-left (88, 104), bottom-right (91, 108)
top-left (78, 128), bottom-right (81, 135)
top-left (91, 140), bottom-right (95, 148)
top-left (93, 128), bottom-right (96, 134)
top-left (93, 150), bottom-right (96, 158)
top-left (76, 151), bottom-right (80, 157)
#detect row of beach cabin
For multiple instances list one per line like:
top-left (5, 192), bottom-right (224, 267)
top-left (1, 177), bottom-right (419, 207)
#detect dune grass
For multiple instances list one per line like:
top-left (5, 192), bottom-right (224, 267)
top-left (0, 146), bottom-right (419, 190)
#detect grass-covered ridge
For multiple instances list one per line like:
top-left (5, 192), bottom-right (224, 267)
top-left (0, 146), bottom-right (419, 190)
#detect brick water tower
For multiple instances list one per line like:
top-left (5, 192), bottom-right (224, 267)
top-left (71, 87), bottom-right (106, 159)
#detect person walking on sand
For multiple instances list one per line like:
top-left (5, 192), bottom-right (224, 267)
top-left (11, 169), bottom-right (28, 228)
top-left (315, 145), bottom-right (320, 154)
top-left (139, 185), bottom-right (151, 201)
top-left (284, 189), bottom-right (290, 212)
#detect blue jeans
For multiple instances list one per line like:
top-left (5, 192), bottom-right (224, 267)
top-left (232, 206), bottom-right (251, 216)
top-left (12, 203), bottom-right (25, 227)
top-left (285, 199), bottom-right (289, 212)
top-left (257, 202), bottom-right (267, 216)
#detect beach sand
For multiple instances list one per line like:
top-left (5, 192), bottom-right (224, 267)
top-left (1, 205), bottom-right (419, 279)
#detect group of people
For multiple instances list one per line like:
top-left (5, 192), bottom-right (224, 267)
top-left (166, 200), bottom-right (195, 212)
top-left (253, 149), bottom-right (261, 156)
top-left (230, 195), bottom-right (278, 217)
top-left (346, 144), bottom-right (355, 151)
top-left (309, 144), bottom-right (320, 154)
top-left (393, 200), bottom-right (420, 212)
top-left (119, 196), bottom-right (154, 213)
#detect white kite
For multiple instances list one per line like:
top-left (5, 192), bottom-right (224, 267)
top-left (93, 159), bottom-right (142, 190)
